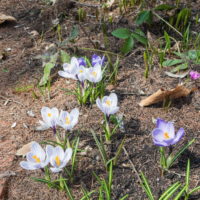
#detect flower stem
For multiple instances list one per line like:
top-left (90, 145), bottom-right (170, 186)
top-left (104, 115), bottom-right (111, 141)
top-left (159, 147), bottom-right (167, 170)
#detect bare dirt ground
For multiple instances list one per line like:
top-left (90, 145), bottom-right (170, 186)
top-left (0, 0), bottom-right (200, 199)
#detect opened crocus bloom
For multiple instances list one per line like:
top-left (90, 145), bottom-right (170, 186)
top-left (58, 57), bottom-right (79, 80)
top-left (87, 64), bottom-right (102, 83)
top-left (58, 108), bottom-right (79, 130)
top-left (152, 119), bottom-right (184, 146)
top-left (47, 145), bottom-right (72, 173)
top-left (75, 65), bottom-right (88, 82)
top-left (20, 142), bottom-right (49, 170)
top-left (39, 107), bottom-right (59, 133)
top-left (96, 93), bottom-right (119, 116)
top-left (189, 70), bottom-right (200, 80)
top-left (92, 54), bottom-right (105, 66)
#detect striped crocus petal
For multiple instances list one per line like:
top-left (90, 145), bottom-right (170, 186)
top-left (48, 146), bottom-right (72, 173)
top-left (20, 142), bottom-right (49, 170)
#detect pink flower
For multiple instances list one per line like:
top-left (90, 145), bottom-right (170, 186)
top-left (190, 71), bottom-right (200, 80)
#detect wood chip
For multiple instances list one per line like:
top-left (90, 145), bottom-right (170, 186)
top-left (139, 85), bottom-right (195, 107)
top-left (16, 142), bottom-right (33, 156)
top-left (0, 13), bottom-right (17, 24)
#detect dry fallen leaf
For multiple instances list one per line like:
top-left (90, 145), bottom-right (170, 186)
top-left (16, 142), bottom-right (33, 156)
top-left (139, 85), bottom-right (195, 107)
top-left (0, 13), bottom-right (17, 24)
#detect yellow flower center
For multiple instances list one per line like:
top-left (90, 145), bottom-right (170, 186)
top-left (105, 100), bottom-right (111, 106)
top-left (79, 70), bottom-right (83, 73)
top-left (65, 116), bottom-right (71, 125)
top-left (48, 113), bottom-right (52, 117)
top-left (32, 155), bottom-right (41, 163)
top-left (164, 132), bottom-right (170, 139)
top-left (92, 71), bottom-right (97, 77)
top-left (55, 156), bottom-right (61, 166)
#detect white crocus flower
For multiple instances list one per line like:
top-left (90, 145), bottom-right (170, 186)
top-left (96, 93), bottom-right (119, 116)
top-left (38, 107), bottom-right (59, 133)
top-left (58, 108), bottom-right (79, 131)
top-left (58, 57), bottom-right (79, 80)
top-left (75, 65), bottom-right (88, 82)
top-left (20, 142), bottom-right (49, 170)
top-left (47, 145), bottom-right (72, 173)
top-left (87, 64), bottom-right (102, 83)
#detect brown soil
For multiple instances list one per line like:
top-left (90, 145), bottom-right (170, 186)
top-left (0, 0), bottom-right (200, 200)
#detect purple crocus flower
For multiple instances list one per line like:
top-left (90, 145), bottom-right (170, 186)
top-left (189, 70), bottom-right (200, 80)
top-left (91, 54), bottom-right (105, 66)
top-left (152, 119), bottom-right (184, 147)
top-left (78, 57), bottom-right (86, 66)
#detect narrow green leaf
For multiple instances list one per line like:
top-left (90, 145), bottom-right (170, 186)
top-left (155, 4), bottom-right (175, 11)
top-left (169, 139), bottom-right (195, 168)
top-left (164, 31), bottom-right (171, 49)
top-left (119, 195), bottom-right (129, 200)
top-left (91, 130), bottom-right (108, 167)
top-left (159, 182), bottom-right (180, 200)
top-left (162, 59), bottom-right (183, 67)
top-left (121, 37), bottom-right (134, 54)
top-left (136, 10), bottom-right (152, 25)
top-left (113, 138), bottom-right (125, 166)
top-left (186, 159), bottom-right (190, 193)
top-left (63, 181), bottom-right (75, 200)
top-left (173, 185), bottom-right (186, 200)
top-left (39, 53), bottom-right (58, 86)
top-left (161, 183), bottom-right (181, 200)
top-left (140, 172), bottom-right (154, 200)
top-left (60, 50), bottom-right (70, 63)
top-left (71, 137), bottom-right (79, 175)
top-left (111, 28), bottom-right (132, 39)
top-left (171, 63), bottom-right (188, 73)
top-left (188, 186), bottom-right (200, 195)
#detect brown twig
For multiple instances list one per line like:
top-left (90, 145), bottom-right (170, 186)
top-left (123, 147), bottom-right (142, 184)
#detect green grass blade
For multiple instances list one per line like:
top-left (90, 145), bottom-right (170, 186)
top-left (160, 183), bottom-right (181, 200)
top-left (169, 139), bottom-right (195, 168)
top-left (71, 137), bottom-right (79, 175)
top-left (91, 130), bottom-right (108, 167)
top-left (186, 159), bottom-right (190, 192)
top-left (159, 182), bottom-right (180, 200)
top-left (63, 181), bottom-right (75, 200)
top-left (140, 172), bottom-right (154, 200)
top-left (119, 194), bottom-right (129, 200)
top-left (113, 137), bottom-right (125, 166)
top-left (173, 185), bottom-right (186, 200)
top-left (188, 186), bottom-right (200, 195)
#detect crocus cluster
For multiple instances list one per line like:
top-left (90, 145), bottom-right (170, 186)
top-left (20, 142), bottom-right (72, 173)
top-left (189, 70), bottom-right (200, 80)
top-left (58, 55), bottom-right (105, 84)
top-left (38, 107), bottom-right (79, 134)
top-left (152, 118), bottom-right (184, 146)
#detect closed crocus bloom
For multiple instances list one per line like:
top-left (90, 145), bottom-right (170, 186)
top-left (20, 142), bottom-right (49, 170)
top-left (58, 108), bottom-right (79, 131)
top-left (152, 118), bottom-right (184, 147)
top-left (58, 57), bottom-right (79, 80)
top-left (87, 64), bottom-right (102, 83)
top-left (96, 93), bottom-right (119, 116)
top-left (92, 54), bottom-right (105, 66)
top-left (78, 57), bottom-right (86, 66)
top-left (190, 70), bottom-right (200, 80)
top-left (47, 145), bottom-right (72, 173)
top-left (39, 107), bottom-right (59, 133)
